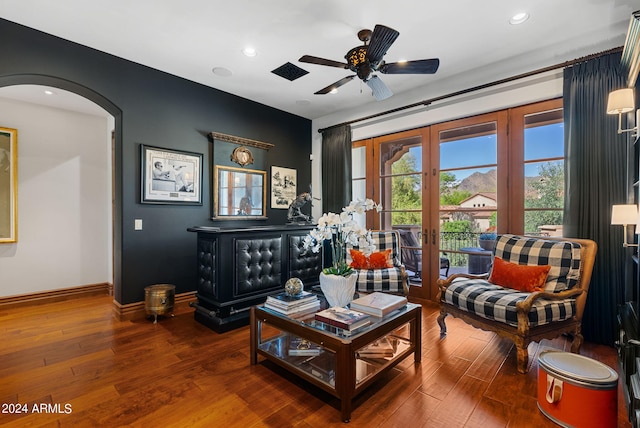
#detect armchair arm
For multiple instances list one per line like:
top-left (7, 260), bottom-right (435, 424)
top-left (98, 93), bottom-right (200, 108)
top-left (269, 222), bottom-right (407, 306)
top-left (516, 288), bottom-right (584, 313)
top-left (436, 273), bottom-right (489, 300)
top-left (398, 264), bottom-right (410, 296)
top-left (514, 288), bottom-right (584, 336)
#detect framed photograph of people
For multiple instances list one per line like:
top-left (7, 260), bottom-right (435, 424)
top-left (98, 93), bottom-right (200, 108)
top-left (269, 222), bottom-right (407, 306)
top-left (0, 127), bottom-right (17, 243)
top-left (141, 144), bottom-right (203, 205)
top-left (271, 166), bottom-right (297, 209)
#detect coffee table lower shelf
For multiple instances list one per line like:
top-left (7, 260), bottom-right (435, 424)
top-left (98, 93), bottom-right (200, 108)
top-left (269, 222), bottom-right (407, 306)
top-left (250, 303), bottom-right (422, 422)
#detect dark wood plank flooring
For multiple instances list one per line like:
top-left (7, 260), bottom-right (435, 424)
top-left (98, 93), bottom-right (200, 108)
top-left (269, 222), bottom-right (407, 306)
top-left (0, 294), bottom-right (630, 427)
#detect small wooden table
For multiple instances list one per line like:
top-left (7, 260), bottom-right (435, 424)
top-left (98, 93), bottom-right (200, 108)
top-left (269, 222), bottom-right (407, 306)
top-left (250, 301), bottom-right (422, 422)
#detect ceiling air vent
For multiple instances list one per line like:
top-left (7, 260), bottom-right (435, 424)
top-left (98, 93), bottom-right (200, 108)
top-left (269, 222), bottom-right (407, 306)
top-left (271, 62), bottom-right (309, 81)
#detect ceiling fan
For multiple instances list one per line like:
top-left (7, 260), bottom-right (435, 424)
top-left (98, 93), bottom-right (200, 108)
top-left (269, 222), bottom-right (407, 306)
top-left (299, 24), bottom-right (439, 101)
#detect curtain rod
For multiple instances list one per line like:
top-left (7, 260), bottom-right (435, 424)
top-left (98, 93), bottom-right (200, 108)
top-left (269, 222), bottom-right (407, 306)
top-left (317, 46), bottom-right (623, 133)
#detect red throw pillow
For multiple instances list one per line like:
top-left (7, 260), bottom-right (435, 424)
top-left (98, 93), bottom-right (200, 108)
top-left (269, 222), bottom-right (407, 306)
top-left (349, 249), bottom-right (368, 269)
top-left (368, 249), bottom-right (393, 269)
top-left (349, 249), bottom-right (393, 269)
top-left (488, 256), bottom-right (551, 292)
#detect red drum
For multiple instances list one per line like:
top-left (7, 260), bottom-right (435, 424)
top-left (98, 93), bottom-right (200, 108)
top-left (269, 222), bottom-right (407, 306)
top-left (537, 351), bottom-right (618, 428)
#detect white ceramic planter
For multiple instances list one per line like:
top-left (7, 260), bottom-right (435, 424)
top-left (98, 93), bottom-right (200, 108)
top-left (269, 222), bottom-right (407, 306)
top-left (319, 272), bottom-right (357, 308)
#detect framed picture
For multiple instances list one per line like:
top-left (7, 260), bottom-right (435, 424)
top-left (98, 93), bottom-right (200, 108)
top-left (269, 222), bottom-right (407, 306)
top-left (213, 165), bottom-right (266, 219)
top-left (271, 166), bottom-right (297, 209)
top-left (0, 127), bottom-right (17, 243)
top-left (141, 145), bottom-right (203, 205)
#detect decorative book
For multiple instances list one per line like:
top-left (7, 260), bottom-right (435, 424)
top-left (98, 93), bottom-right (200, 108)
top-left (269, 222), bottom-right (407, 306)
top-left (357, 337), bottom-right (397, 358)
top-left (308, 352), bottom-right (336, 380)
top-left (288, 336), bottom-right (322, 356)
top-left (266, 290), bottom-right (317, 307)
top-left (314, 307), bottom-right (370, 330)
top-left (349, 292), bottom-right (407, 317)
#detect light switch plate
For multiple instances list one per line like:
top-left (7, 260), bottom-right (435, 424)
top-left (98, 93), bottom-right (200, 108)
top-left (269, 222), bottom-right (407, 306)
top-left (134, 219), bottom-right (142, 230)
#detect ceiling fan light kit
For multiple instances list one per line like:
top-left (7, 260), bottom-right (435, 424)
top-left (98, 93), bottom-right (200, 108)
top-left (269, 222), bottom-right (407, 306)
top-left (299, 24), bottom-right (439, 101)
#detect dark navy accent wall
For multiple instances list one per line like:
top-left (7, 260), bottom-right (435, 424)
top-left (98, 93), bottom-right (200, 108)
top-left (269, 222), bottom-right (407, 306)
top-left (0, 18), bottom-right (312, 304)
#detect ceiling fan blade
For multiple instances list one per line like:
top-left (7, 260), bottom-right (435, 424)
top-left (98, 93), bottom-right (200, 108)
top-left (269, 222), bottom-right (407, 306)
top-left (381, 58), bottom-right (440, 74)
top-left (366, 75), bottom-right (393, 101)
top-left (366, 25), bottom-right (399, 65)
top-left (314, 75), bottom-right (356, 94)
top-left (299, 55), bottom-right (348, 69)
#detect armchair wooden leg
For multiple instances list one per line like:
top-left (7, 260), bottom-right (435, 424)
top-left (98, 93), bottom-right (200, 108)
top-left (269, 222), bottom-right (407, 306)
top-left (570, 330), bottom-right (584, 354)
top-left (437, 310), bottom-right (448, 336)
top-left (515, 337), bottom-right (529, 374)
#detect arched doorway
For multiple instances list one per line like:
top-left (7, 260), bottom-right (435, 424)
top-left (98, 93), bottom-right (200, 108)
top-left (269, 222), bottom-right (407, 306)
top-left (0, 75), bottom-right (122, 301)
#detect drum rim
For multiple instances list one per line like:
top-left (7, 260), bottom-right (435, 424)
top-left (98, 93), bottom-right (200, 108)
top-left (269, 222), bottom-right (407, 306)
top-left (538, 350), bottom-right (618, 388)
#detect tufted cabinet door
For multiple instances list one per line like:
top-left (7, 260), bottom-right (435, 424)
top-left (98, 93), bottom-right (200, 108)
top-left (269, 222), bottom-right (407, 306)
top-left (235, 237), bottom-right (282, 295)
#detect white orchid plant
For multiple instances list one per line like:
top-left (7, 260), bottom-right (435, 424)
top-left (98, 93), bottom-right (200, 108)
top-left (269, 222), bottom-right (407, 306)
top-left (303, 198), bottom-right (382, 276)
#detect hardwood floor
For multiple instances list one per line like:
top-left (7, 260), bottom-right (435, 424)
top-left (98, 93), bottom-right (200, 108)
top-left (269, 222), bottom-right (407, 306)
top-left (0, 294), bottom-right (630, 427)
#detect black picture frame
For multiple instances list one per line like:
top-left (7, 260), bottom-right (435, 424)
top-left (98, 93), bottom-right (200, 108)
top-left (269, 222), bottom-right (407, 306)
top-left (141, 144), bottom-right (203, 205)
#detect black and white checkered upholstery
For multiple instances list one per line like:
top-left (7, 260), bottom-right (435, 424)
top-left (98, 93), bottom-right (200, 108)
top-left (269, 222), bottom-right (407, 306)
top-left (494, 234), bottom-right (582, 292)
top-left (444, 277), bottom-right (576, 327)
top-left (346, 231), bottom-right (404, 293)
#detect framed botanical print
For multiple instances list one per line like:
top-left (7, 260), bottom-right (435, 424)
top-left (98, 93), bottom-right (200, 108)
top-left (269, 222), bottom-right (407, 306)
top-left (0, 127), bottom-right (17, 243)
top-left (141, 144), bottom-right (203, 205)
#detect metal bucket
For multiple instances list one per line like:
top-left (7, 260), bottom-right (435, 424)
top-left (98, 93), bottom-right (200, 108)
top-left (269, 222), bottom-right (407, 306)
top-left (537, 351), bottom-right (618, 428)
top-left (144, 284), bottom-right (175, 323)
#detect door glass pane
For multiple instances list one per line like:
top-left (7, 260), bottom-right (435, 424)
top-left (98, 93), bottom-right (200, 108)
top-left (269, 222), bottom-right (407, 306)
top-left (439, 122), bottom-right (497, 276)
top-left (524, 110), bottom-right (564, 236)
top-left (378, 136), bottom-right (422, 285)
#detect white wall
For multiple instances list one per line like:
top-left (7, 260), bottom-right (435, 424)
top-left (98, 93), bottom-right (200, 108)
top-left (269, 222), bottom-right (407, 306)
top-left (0, 97), bottom-right (112, 297)
top-left (310, 69), bottom-right (564, 219)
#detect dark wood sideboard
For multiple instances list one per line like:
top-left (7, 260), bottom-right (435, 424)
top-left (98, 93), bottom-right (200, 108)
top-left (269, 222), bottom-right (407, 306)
top-left (187, 225), bottom-right (322, 332)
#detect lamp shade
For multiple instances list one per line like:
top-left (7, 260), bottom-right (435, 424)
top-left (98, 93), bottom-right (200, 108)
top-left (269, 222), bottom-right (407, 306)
top-left (611, 204), bottom-right (638, 225)
top-left (607, 88), bottom-right (635, 114)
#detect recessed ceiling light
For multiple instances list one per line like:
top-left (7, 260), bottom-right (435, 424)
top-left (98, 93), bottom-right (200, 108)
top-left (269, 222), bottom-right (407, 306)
top-left (242, 47), bottom-right (257, 57)
top-left (509, 12), bottom-right (530, 25)
top-left (329, 88), bottom-right (338, 94)
top-left (44, 90), bottom-right (55, 95)
top-left (212, 67), bottom-right (233, 77)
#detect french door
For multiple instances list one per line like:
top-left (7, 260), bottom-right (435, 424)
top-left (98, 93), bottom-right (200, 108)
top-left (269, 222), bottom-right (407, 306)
top-left (353, 99), bottom-right (563, 301)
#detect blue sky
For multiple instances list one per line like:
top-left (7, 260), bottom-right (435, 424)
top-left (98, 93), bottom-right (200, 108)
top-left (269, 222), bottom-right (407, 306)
top-left (436, 122), bottom-right (564, 181)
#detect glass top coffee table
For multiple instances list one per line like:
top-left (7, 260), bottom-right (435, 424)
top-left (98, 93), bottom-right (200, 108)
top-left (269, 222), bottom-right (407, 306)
top-left (249, 297), bottom-right (422, 422)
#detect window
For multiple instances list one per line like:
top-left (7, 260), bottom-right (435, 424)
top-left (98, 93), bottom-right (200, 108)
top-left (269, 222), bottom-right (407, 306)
top-left (523, 109), bottom-right (564, 235)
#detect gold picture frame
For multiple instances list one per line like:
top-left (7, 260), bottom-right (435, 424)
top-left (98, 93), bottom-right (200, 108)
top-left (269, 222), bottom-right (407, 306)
top-left (0, 127), bottom-right (17, 243)
top-left (213, 165), bottom-right (266, 219)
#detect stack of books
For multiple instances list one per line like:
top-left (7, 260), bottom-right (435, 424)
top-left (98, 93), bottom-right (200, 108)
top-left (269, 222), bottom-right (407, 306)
top-left (264, 290), bottom-right (320, 316)
top-left (314, 307), bottom-right (370, 331)
top-left (357, 336), bottom-right (397, 358)
top-left (349, 292), bottom-right (408, 317)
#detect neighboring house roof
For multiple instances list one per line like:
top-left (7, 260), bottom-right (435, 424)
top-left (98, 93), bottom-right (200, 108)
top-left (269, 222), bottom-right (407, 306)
top-left (459, 192), bottom-right (497, 206)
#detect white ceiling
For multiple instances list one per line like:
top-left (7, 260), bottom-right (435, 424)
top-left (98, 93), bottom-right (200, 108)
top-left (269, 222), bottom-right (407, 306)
top-left (0, 1), bottom-right (637, 120)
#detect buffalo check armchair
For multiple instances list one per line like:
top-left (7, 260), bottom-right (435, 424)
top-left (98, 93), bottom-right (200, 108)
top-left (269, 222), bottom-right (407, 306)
top-left (436, 234), bottom-right (597, 373)
top-left (346, 230), bottom-right (409, 296)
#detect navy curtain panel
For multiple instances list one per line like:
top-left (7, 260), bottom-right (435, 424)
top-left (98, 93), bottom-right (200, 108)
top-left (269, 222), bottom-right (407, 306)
top-left (563, 51), bottom-right (627, 346)
top-left (321, 124), bottom-right (352, 214)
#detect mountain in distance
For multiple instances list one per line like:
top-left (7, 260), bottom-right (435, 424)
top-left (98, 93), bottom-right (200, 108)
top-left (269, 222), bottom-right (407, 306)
top-left (458, 169), bottom-right (497, 193)
top-left (457, 169), bottom-right (539, 194)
